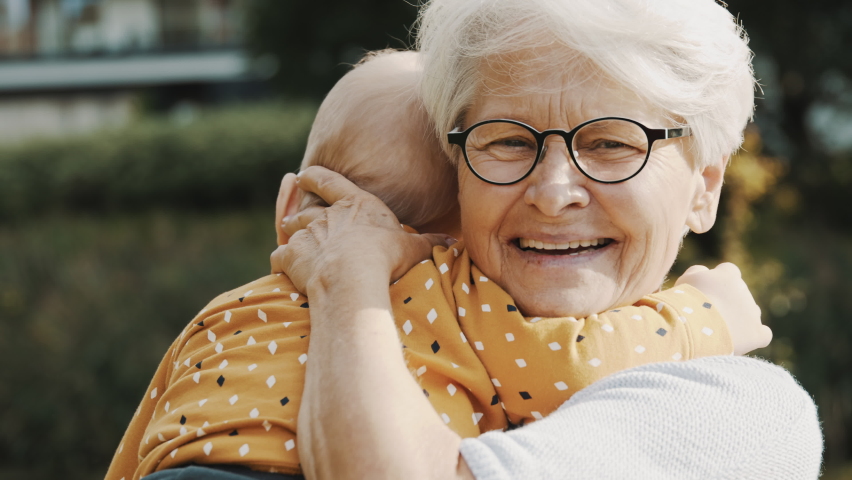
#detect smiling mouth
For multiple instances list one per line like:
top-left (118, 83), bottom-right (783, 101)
top-left (515, 237), bottom-right (614, 256)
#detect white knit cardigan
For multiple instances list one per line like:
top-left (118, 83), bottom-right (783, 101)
top-left (460, 356), bottom-right (823, 480)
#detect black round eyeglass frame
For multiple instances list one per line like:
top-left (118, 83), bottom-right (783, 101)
top-left (447, 116), bottom-right (692, 185)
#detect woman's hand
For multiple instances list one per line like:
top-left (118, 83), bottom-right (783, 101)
top-left (675, 263), bottom-right (772, 356)
top-left (275, 167), bottom-right (471, 479)
top-left (272, 166), bottom-right (454, 294)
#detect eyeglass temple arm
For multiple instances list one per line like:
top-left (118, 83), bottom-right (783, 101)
top-left (665, 126), bottom-right (692, 139)
top-left (447, 128), bottom-right (465, 146)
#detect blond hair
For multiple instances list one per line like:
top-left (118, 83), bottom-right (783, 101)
top-left (301, 49), bottom-right (457, 228)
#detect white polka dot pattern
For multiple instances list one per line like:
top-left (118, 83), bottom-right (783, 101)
top-left (107, 245), bottom-right (732, 480)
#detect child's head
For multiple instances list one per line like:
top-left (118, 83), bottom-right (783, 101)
top-left (300, 49), bottom-right (459, 234)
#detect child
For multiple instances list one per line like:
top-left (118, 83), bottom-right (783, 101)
top-left (274, 49), bottom-right (460, 247)
top-left (106, 50), bottom-right (740, 480)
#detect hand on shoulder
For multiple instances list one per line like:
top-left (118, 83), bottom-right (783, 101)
top-left (273, 167), bottom-right (455, 294)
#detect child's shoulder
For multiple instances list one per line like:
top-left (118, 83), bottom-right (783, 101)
top-left (172, 273), bottom-right (311, 370)
top-left (202, 274), bottom-right (301, 311)
top-left (178, 273), bottom-right (307, 337)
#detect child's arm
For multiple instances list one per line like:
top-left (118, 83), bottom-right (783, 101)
top-left (481, 263), bottom-right (771, 425)
top-left (561, 263), bottom-right (769, 381)
top-left (580, 262), bottom-right (770, 363)
top-left (675, 263), bottom-right (772, 355)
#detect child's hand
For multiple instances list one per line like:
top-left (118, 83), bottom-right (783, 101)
top-left (675, 263), bottom-right (772, 356)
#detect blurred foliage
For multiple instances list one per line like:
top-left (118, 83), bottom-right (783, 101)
top-left (0, 102), bottom-right (316, 223)
top-left (0, 210), bottom-right (274, 479)
top-left (0, 103), bottom-right (316, 478)
top-left (727, 0), bottom-right (852, 234)
top-left (672, 126), bottom-right (852, 478)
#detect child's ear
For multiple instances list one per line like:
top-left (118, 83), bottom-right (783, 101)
top-left (685, 155), bottom-right (729, 234)
top-left (275, 173), bottom-right (302, 245)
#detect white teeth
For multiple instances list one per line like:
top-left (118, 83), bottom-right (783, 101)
top-left (519, 238), bottom-right (608, 251)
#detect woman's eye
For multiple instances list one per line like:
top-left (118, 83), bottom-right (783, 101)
top-left (492, 138), bottom-right (533, 148)
top-left (595, 139), bottom-right (629, 149)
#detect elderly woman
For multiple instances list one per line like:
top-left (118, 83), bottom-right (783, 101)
top-left (276, 0), bottom-right (821, 478)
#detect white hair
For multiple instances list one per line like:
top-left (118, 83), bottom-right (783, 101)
top-left (416, 0), bottom-right (756, 168)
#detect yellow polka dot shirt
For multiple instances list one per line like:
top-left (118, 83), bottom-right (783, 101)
top-left (106, 243), bottom-right (732, 479)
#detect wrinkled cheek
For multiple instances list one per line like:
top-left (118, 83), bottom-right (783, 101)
top-left (459, 210), bottom-right (493, 273)
top-left (620, 230), bottom-right (664, 296)
top-left (647, 226), bottom-right (684, 290)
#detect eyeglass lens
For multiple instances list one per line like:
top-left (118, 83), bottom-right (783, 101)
top-left (464, 119), bottom-right (650, 183)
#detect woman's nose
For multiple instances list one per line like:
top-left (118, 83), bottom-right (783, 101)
top-left (523, 140), bottom-right (591, 216)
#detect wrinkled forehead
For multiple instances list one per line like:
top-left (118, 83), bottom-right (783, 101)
top-left (469, 52), bottom-right (666, 129)
top-left (478, 47), bottom-right (605, 95)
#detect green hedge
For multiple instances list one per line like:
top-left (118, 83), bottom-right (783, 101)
top-left (0, 104), bottom-right (315, 478)
top-left (0, 210), bottom-right (275, 479)
top-left (0, 102), bottom-right (317, 221)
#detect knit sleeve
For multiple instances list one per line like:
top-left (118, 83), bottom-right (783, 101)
top-left (459, 356), bottom-right (822, 480)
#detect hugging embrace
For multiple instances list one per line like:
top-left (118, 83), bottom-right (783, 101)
top-left (107, 0), bottom-right (823, 479)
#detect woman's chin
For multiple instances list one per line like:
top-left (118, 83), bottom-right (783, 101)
top-left (501, 239), bottom-right (625, 318)
top-left (506, 274), bottom-right (623, 319)
top-left (514, 289), bottom-right (615, 319)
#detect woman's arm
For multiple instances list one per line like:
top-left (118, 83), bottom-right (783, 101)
top-left (460, 356), bottom-right (823, 480)
top-left (299, 275), bottom-right (822, 480)
top-left (277, 167), bottom-right (469, 480)
top-left (300, 269), bottom-right (473, 480)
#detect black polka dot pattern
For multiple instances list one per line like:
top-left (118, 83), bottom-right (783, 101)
top-left (118, 250), bottom-right (730, 480)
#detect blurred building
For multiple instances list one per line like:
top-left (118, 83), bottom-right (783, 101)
top-left (0, 0), bottom-right (275, 143)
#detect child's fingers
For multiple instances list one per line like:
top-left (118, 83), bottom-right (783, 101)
top-left (675, 265), bottom-right (708, 285)
top-left (296, 166), bottom-right (367, 205)
top-left (282, 206), bottom-right (325, 237)
top-left (714, 262), bottom-right (743, 278)
top-left (683, 265), bottom-right (709, 275)
top-left (760, 325), bottom-right (773, 348)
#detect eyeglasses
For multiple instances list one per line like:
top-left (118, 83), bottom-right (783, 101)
top-left (447, 117), bottom-right (691, 185)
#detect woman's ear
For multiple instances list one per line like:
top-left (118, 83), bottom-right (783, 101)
top-left (685, 155), bottom-right (729, 234)
top-left (276, 173), bottom-right (302, 245)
